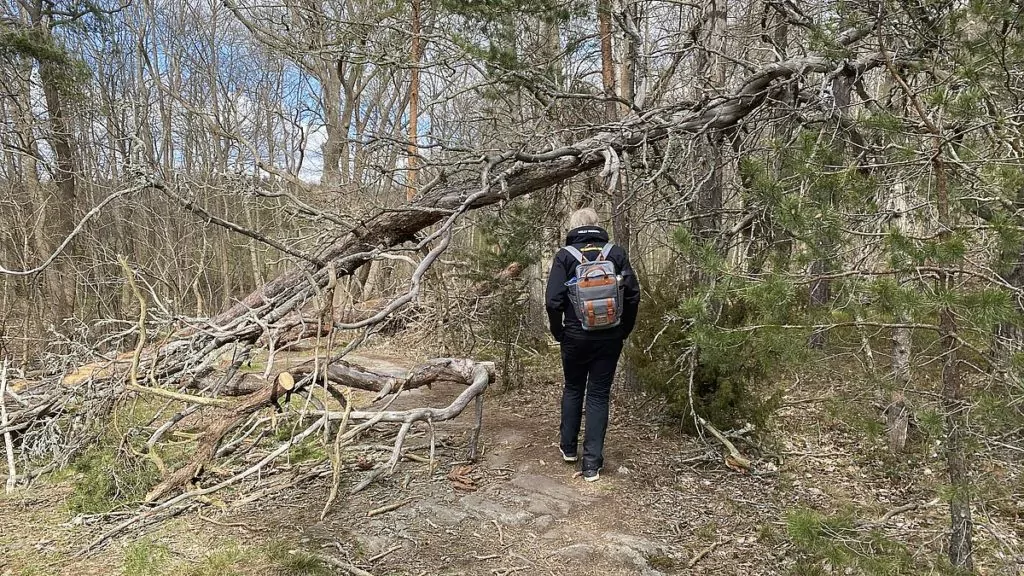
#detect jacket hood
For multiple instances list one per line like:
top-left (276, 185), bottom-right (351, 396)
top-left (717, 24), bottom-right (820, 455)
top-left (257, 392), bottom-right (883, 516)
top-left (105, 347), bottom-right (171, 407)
top-left (565, 226), bottom-right (610, 245)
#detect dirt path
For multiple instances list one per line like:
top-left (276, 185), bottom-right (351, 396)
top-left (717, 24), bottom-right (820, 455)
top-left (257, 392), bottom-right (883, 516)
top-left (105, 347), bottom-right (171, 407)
top-left (235, 352), bottom-right (788, 576)
top-left (7, 351), bottom-right (989, 575)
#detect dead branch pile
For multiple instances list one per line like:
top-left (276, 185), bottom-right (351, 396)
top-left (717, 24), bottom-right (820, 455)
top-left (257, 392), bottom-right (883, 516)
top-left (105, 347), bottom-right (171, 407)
top-left (3, 351), bottom-right (492, 551)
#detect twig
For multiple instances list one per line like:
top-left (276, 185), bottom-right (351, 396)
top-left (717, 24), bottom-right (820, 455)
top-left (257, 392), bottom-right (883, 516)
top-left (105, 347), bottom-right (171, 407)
top-left (119, 257), bottom-right (146, 389)
top-left (0, 183), bottom-right (143, 275)
top-left (854, 311), bottom-right (876, 374)
top-left (198, 514), bottom-right (254, 530)
top-left (366, 497), bottom-right (415, 518)
top-left (427, 417), bottom-right (436, 474)
top-left (468, 394), bottom-right (485, 461)
top-left (367, 545), bottom-right (403, 563)
top-left (315, 554), bottom-right (376, 576)
top-left (492, 519), bottom-right (505, 546)
top-left (695, 415), bottom-right (751, 471)
top-left (228, 465), bottom-right (331, 510)
top-left (688, 539), bottom-right (727, 568)
top-left (321, 387), bottom-right (353, 521)
top-left (149, 405), bottom-right (204, 450)
top-left (1, 360), bottom-right (16, 492)
top-left (126, 383), bottom-right (230, 407)
top-left (858, 498), bottom-right (939, 528)
top-left (492, 567), bottom-right (528, 576)
top-left (351, 421), bottom-right (413, 494)
top-left (675, 452), bottom-right (717, 465)
top-left (80, 414), bottom-right (328, 554)
top-left (875, 502), bottom-right (921, 524)
top-left (401, 452), bottom-right (429, 464)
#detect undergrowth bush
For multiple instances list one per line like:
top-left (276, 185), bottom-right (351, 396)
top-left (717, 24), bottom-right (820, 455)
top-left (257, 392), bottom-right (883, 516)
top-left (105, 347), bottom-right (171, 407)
top-left (786, 507), bottom-right (917, 575)
top-left (625, 272), bottom-right (797, 432)
top-left (460, 201), bottom-right (548, 389)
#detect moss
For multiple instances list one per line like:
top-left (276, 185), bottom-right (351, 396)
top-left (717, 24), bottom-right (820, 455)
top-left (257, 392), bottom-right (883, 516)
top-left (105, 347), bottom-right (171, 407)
top-left (648, 554), bottom-right (676, 570)
top-left (289, 437), bottom-right (327, 464)
top-left (694, 521), bottom-right (717, 540)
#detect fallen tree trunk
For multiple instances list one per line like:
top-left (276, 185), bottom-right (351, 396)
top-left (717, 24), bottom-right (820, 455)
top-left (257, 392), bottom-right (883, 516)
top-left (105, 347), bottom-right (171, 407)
top-left (135, 42), bottom-right (880, 388)
top-left (260, 297), bottom-right (417, 351)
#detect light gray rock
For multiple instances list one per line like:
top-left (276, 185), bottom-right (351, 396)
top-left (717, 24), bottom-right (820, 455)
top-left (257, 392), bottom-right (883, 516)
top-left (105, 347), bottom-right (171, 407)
top-left (602, 532), bottom-right (670, 556)
top-left (415, 501), bottom-right (470, 526)
top-left (460, 493), bottom-right (533, 525)
top-left (550, 543), bottom-right (603, 561)
top-left (549, 540), bottom-right (667, 576)
top-left (524, 494), bottom-right (571, 517)
top-left (512, 474), bottom-right (590, 503)
top-left (531, 514), bottom-right (555, 532)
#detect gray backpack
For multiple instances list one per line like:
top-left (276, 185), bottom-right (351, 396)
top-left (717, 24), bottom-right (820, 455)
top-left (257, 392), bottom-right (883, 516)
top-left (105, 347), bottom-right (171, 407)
top-left (563, 243), bottom-right (623, 331)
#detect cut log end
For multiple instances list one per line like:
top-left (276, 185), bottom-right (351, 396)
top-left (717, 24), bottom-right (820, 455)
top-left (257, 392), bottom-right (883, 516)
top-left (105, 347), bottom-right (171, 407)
top-left (277, 372), bottom-right (295, 392)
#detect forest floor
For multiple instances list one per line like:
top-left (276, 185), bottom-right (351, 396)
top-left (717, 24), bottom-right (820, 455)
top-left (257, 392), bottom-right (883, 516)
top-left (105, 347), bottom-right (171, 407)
top-left (1, 345), bottom-right (1022, 575)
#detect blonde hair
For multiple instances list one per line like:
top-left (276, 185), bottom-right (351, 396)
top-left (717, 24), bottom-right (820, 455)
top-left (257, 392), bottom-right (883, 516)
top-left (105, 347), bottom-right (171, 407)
top-left (568, 208), bottom-right (600, 230)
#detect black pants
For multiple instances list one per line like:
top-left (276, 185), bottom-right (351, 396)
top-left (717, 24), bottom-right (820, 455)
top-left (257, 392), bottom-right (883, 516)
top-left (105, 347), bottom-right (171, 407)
top-left (559, 337), bottom-right (624, 471)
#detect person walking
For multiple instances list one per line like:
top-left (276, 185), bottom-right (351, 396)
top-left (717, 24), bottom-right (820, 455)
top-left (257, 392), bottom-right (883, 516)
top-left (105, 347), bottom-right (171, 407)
top-left (545, 208), bottom-right (641, 482)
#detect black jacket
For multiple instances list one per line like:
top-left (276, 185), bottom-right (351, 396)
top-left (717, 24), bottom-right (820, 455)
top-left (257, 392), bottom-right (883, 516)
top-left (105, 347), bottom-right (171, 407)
top-left (545, 226), bottom-right (641, 341)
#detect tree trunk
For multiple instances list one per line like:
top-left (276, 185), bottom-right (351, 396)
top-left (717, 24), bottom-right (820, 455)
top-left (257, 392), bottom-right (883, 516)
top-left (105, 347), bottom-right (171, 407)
top-left (941, 298), bottom-right (972, 569)
top-left (887, 182), bottom-right (911, 452)
top-left (808, 73), bottom-right (851, 349)
top-left (407, 0), bottom-right (422, 200)
top-left (33, 35), bottom-right (78, 325)
top-left (619, 0), bottom-right (636, 115)
top-left (806, 258), bottom-right (830, 348)
top-left (613, 0), bottom-right (638, 254)
top-left (320, 59), bottom-right (345, 188)
top-left (993, 185), bottom-right (1024, 365)
top-left (598, 0), bottom-right (616, 122)
top-left (690, 0), bottom-right (727, 261)
top-left (612, 6), bottom-right (636, 388)
top-left (934, 138), bottom-right (973, 571)
top-left (338, 61), bottom-right (364, 185)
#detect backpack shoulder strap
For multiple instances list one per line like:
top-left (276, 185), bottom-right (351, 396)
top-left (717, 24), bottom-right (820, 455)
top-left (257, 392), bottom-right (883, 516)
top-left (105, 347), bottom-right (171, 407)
top-left (562, 245), bottom-right (586, 264)
top-left (597, 243), bottom-right (615, 261)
